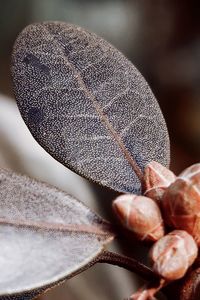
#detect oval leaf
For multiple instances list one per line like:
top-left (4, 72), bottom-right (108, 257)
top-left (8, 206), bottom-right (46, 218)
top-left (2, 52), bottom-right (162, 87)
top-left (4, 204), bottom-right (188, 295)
top-left (0, 168), bottom-right (113, 297)
top-left (11, 22), bottom-right (170, 193)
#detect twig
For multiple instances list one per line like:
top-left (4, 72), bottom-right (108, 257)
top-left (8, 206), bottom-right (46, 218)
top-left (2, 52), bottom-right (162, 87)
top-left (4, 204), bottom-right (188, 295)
top-left (97, 250), bottom-right (158, 281)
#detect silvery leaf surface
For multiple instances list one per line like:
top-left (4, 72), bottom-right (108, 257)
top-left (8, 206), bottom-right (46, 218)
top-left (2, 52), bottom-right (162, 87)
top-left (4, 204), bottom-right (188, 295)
top-left (12, 22), bottom-right (170, 194)
top-left (0, 168), bottom-right (113, 298)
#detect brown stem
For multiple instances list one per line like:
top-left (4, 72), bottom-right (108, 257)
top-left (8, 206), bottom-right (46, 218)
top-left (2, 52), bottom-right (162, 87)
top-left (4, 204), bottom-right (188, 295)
top-left (97, 250), bottom-right (158, 281)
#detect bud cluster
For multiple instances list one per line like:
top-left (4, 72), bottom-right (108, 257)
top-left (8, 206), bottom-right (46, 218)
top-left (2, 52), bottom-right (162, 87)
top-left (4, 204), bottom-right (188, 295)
top-left (112, 161), bottom-right (200, 298)
top-left (162, 163), bottom-right (200, 246)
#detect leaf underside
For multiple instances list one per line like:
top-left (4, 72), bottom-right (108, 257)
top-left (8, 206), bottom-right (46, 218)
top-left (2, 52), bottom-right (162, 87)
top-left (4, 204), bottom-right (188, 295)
top-left (12, 21), bottom-right (170, 194)
top-left (0, 290), bottom-right (43, 300)
top-left (0, 168), bottom-right (113, 298)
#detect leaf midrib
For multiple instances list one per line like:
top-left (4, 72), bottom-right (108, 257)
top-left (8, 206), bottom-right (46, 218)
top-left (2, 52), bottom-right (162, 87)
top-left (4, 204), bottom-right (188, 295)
top-left (0, 217), bottom-right (113, 236)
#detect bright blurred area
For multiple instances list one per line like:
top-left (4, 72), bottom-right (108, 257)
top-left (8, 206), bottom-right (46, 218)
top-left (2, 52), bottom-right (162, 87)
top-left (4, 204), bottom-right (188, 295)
top-left (0, 1), bottom-right (200, 299)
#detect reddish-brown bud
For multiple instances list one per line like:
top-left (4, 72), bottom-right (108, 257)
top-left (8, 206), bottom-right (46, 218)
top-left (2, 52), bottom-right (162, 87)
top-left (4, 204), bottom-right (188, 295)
top-left (130, 280), bottom-right (165, 300)
top-left (143, 161), bottom-right (176, 204)
top-left (162, 163), bottom-right (200, 245)
top-left (149, 230), bottom-right (198, 281)
top-left (112, 194), bottom-right (164, 242)
top-left (130, 288), bottom-right (158, 300)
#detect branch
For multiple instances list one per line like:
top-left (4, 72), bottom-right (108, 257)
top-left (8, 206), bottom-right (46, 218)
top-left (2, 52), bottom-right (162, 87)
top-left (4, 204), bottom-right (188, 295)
top-left (97, 250), bottom-right (158, 282)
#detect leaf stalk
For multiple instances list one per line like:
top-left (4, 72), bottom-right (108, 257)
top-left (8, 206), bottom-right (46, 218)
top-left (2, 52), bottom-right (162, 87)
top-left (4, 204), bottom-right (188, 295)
top-left (97, 250), bottom-right (158, 281)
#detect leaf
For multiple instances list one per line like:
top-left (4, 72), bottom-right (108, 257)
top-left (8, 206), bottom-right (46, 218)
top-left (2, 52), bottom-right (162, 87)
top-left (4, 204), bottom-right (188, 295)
top-left (0, 168), bottom-right (113, 298)
top-left (11, 22), bottom-right (170, 194)
top-left (0, 289), bottom-right (43, 300)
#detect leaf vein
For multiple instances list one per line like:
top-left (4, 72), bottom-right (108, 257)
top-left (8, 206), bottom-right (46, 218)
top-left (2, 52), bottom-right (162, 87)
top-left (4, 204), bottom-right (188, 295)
top-left (0, 217), bottom-right (113, 236)
top-left (102, 86), bottom-right (130, 111)
top-left (66, 135), bottom-right (111, 142)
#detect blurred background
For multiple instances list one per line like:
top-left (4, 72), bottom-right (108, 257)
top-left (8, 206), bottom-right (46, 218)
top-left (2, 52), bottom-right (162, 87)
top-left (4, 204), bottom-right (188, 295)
top-left (0, 0), bottom-right (200, 299)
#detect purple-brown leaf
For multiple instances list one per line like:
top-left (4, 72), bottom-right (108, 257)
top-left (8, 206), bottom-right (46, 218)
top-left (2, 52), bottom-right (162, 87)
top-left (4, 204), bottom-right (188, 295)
top-left (11, 22), bottom-right (170, 194)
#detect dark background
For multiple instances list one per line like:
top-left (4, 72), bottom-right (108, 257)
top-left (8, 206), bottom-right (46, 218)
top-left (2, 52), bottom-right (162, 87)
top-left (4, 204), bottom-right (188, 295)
top-left (0, 1), bottom-right (200, 299)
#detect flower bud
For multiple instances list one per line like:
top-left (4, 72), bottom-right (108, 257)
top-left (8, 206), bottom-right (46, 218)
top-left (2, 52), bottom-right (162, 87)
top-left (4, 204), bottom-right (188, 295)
top-left (149, 230), bottom-right (198, 281)
top-left (162, 163), bottom-right (200, 245)
top-left (112, 194), bottom-right (164, 242)
top-left (143, 161), bottom-right (176, 204)
top-left (130, 280), bottom-right (164, 300)
top-left (130, 289), bottom-right (157, 300)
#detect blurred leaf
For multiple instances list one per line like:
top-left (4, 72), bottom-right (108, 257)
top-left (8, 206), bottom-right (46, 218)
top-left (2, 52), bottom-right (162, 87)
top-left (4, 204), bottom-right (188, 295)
top-left (0, 290), bottom-right (43, 300)
top-left (12, 22), bottom-right (170, 194)
top-left (0, 168), bottom-right (113, 298)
